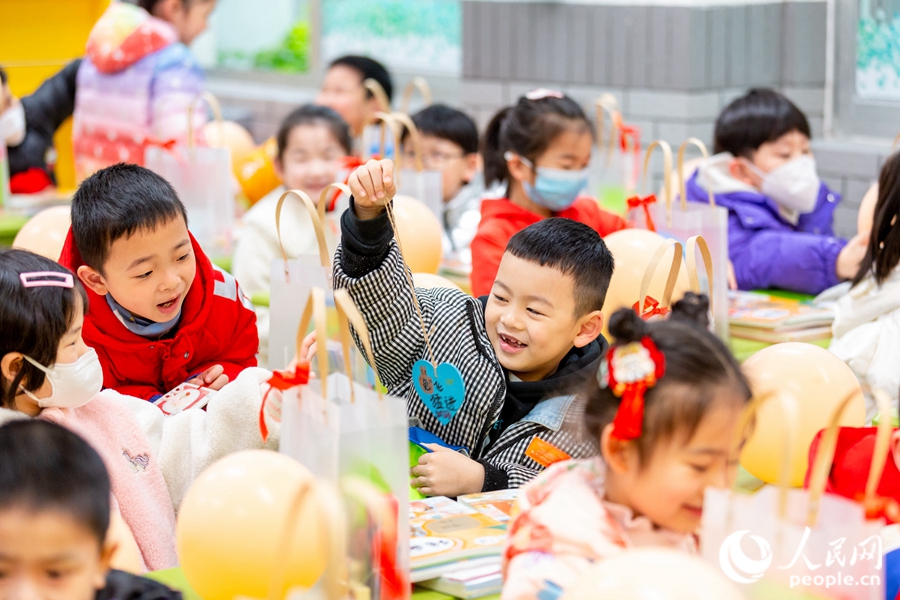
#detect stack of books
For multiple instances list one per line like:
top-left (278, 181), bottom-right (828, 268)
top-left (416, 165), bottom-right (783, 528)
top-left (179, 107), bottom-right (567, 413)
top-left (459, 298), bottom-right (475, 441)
top-left (411, 491), bottom-right (519, 598)
top-left (728, 291), bottom-right (836, 343)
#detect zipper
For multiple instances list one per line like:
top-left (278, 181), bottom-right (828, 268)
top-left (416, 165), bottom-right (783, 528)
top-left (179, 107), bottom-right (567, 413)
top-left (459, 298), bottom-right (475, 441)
top-left (465, 300), bottom-right (507, 461)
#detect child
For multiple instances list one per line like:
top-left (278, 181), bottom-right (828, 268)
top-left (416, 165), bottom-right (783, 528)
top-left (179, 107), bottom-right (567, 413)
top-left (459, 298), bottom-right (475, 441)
top-left (0, 249), bottom-right (279, 570)
top-left (58, 163), bottom-right (258, 400)
top-left (338, 159), bottom-right (614, 495)
top-left (471, 89), bottom-right (626, 297)
top-left (0, 419), bottom-right (182, 600)
top-left (502, 296), bottom-right (752, 600)
top-left (73, 0), bottom-right (216, 179)
top-left (830, 152), bottom-right (900, 419)
top-left (316, 55), bottom-right (393, 140)
top-left (684, 88), bottom-right (868, 294)
top-left (400, 104), bottom-right (481, 254)
top-left (233, 104), bottom-right (352, 366)
top-left (0, 67), bottom-right (24, 150)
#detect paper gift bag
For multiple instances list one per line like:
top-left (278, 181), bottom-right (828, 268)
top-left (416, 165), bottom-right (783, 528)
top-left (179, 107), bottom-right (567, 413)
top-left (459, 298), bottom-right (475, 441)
top-left (280, 288), bottom-right (411, 600)
top-left (144, 93), bottom-right (235, 260)
top-left (701, 389), bottom-right (890, 599)
top-left (629, 139), bottom-right (730, 340)
top-left (588, 94), bottom-right (641, 216)
top-left (392, 112), bottom-right (444, 221)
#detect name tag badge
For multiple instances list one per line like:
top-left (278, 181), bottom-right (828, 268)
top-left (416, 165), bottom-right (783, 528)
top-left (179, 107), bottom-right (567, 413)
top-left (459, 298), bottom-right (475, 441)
top-left (525, 437), bottom-right (571, 468)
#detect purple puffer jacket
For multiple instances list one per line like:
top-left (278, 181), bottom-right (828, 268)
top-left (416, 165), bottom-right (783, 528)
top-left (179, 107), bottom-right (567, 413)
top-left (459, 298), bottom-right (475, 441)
top-left (685, 170), bottom-right (847, 295)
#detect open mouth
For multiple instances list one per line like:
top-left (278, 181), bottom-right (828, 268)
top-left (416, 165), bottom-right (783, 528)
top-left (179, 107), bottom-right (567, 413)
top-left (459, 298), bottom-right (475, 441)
top-left (498, 333), bottom-right (527, 352)
top-left (157, 295), bottom-right (181, 312)
top-left (684, 505), bottom-right (703, 518)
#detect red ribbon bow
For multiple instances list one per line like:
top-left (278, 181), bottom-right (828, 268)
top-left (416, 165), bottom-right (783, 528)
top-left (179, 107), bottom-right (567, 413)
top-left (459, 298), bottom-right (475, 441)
top-left (258, 361), bottom-right (311, 442)
top-left (632, 295), bottom-right (669, 320)
top-left (627, 194), bottom-right (657, 232)
top-left (606, 338), bottom-right (666, 441)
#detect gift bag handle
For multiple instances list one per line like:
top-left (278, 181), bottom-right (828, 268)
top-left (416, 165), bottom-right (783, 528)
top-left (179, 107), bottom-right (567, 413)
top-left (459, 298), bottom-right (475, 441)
top-left (317, 182), bottom-right (352, 226)
top-left (806, 386), bottom-right (890, 527)
top-left (641, 140), bottom-right (674, 227)
top-left (275, 190), bottom-right (331, 279)
top-left (595, 94), bottom-right (620, 166)
top-left (364, 78), bottom-right (392, 114)
top-left (637, 238), bottom-right (682, 318)
top-left (295, 287), bottom-right (330, 399)
top-left (892, 132), bottom-right (900, 153)
top-left (186, 91), bottom-right (223, 152)
top-left (685, 235), bottom-right (715, 314)
top-left (391, 111), bottom-right (425, 173)
top-left (677, 138), bottom-right (715, 211)
top-left (400, 77), bottom-right (433, 115)
top-left (372, 112), bottom-right (406, 185)
top-left (333, 288), bottom-right (384, 402)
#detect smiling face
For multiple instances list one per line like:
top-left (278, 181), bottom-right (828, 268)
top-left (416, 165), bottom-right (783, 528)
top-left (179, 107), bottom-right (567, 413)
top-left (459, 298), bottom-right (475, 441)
top-left (275, 123), bottom-right (350, 202)
top-left (484, 253), bottom-right (603, 382)
top-left (0, 507), bottom-right (112, 600)
top-left (76, 216), bottom-right (196, 323)
top-left (316, 65), bottom-right (376, 137)
top-left (603, 395), bottom-right (744, 533)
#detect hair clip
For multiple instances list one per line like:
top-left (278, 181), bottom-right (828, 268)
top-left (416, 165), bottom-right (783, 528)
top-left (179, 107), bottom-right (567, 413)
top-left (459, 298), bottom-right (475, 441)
top-left (525, 88), bottom-right (564, 101)
top-left (601, 337), bottom-right (666, 440)
top-left (20, 272), bottom-right (74, 289)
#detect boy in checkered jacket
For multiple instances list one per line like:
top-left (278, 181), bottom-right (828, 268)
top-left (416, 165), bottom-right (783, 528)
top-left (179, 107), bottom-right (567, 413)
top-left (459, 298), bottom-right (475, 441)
top-left (335, 159), bottom-right (615, 495)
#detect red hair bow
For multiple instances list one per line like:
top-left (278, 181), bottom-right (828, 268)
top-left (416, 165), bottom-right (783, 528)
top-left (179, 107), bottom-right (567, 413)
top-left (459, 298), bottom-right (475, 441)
top-left (602, 338), bottom-right (666, 440)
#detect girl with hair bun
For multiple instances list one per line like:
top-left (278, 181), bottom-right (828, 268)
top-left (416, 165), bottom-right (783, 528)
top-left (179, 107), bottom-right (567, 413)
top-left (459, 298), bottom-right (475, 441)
top-left (502, 293), bottom-right (752, 600)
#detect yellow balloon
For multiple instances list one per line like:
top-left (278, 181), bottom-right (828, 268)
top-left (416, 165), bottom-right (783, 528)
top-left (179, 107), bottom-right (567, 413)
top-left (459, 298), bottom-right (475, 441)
top-left (203, 120), bottom-right (257, 165)
top-left (177, 450), bottom-right (328, 600)
top-left (601, 229), bottom-right (691, 334)
top-left (13, 205), bottom-right (71, 261)
top-left (235, 137), bottom-right (282, 205)
top-left (563, 549), bottom-right (744, 600)
top-left (741, 342), bottom-right (865, 487)
top-left (392, 194), bottom-right (443, 274)
top-left (413, 272), bottom-right (460, 291)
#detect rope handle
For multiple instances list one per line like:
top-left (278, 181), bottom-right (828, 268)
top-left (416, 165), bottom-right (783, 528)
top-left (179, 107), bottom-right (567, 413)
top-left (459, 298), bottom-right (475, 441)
top-left (274, 190), bottom-right (331, 277)
top-left (186, 91), bottom-right (223, 152)
top-left (294, 287), bottom-right (330, 399)
top-left (400, 77), bottom-right (433, 114)
top-left (685, 235), bottom-right (715, 314)
top-left (333, 289), bottom-right (384, 401)
top-left (364, 78), bottom-right (392, 115)
top-left (677, 137), bottom-right (715, 211)
top-left (637, 238), bottom-right (682, 317)
top-left (641, 140), bottom-right (674, 226)
top-left (390, 111), bottom-right (425, 173)
top-left (595, 94), bottom-right (620, 166)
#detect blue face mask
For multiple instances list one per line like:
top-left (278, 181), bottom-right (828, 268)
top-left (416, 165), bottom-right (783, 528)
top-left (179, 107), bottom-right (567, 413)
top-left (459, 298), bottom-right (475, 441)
top-left (510, 153), bottom-right (588, 212)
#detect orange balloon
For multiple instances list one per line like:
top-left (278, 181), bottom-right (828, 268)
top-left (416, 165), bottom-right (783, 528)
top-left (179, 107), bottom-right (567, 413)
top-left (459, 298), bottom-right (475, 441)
top-left (177, 450), bottom-right (329, 600)
top-left (601, 229), bottom-right (690, 334)
top-left (204, 121), bottom-right (257, 165)
top-left (741, 343), bottom-right (865, 487)
top-left (13, 205), bottom-right (71, 261)
top-left (235, 137), bottom-right (282, 205)
top-left (392, 194), bottom-right (443, 274)
top-left (413, 272), bottom-right (460, 291)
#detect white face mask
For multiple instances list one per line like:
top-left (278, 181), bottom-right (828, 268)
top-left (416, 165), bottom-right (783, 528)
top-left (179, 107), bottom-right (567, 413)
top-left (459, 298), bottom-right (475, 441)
top-left (19, 349), bottom-right (103, 409)
top-left (0, 102), bottom-right (25, 147)
top-left (743, 155), bottom-right (821, 215)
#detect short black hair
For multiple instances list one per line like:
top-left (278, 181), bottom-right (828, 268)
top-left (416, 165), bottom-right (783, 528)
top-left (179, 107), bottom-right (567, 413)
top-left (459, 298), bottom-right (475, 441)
top-left (71, 163), bottom-right (188, 272)
top-left (0, 66), bottom-right (7, 86)
top-left (328, 55), bottom-right (393, 102)
top-left (139, 0), bottom-right (199, 13)
top-left (276, 104), bottom-right (352, 161)
top-left (714, 88), bottom-right (811, 158)
top-left (0, 420), bottom-right (111, 545)
top-left (402, 104), bottom-right (479, 155)
top-left (0, 250), bottom-right (88, 409)
top-left (505, 218), bottom-right (614, 316)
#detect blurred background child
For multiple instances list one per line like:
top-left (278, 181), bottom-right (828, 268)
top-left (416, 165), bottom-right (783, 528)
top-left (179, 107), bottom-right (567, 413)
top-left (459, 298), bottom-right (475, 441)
top-left (232, 104), bottom-right (352, 365)
top-left (316, 55), bottom-right (392, 144)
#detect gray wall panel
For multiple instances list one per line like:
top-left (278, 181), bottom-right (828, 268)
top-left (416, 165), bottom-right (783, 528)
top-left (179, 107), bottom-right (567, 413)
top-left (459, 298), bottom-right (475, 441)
top-left (728, 5), bottom-right (747, 87)
top-left (668, 8), bottom-right (691, 91)
top-left (589, 5), bottom-right (610, 86)
top-left (512, 3), bottom-right (532, 81)
top-left (687, 7), bottom-right (708, 90)
top-left (462, 1), bottom-right (478, 78)
top-left (610, 5), bottom-right (630, 87)
top-left (567, 4), bottom-right (591, 85)
top-left (549, 4), bottom-right (568, 82)
top-left (649, 7), bottom-right (670, 90)
top-left (707, 6), bottom-right (728, 89)
top-left (629, 6), bottom-right (650, 88)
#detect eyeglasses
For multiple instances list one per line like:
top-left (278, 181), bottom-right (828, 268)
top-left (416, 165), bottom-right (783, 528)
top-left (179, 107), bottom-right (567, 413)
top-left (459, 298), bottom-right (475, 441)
top-left (402, 150), bottom-right (465, 169)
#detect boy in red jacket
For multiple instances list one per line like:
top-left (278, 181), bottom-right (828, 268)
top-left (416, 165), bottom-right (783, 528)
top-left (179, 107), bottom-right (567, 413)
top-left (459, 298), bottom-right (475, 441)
top-left (59, 163), bottom-right (258, 400)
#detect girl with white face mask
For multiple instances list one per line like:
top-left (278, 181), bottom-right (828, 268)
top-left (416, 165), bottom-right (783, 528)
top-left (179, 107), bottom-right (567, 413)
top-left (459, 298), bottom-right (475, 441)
top-left (0, 249), bottom-right (281, 571)
top-left (682, 88), bottom-right (868, 295)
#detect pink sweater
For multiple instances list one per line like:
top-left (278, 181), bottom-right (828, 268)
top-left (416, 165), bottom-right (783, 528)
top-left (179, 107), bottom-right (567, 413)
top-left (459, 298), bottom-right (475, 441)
top-left (39, 396), bottom-right (178, 571)
top-left (502, 458), bottom-right (697, 600)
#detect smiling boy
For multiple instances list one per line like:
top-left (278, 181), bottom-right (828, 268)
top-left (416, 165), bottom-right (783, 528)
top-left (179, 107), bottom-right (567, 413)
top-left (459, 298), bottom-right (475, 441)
top-left (59, 163), bottom-right (258, 400)
top-left (335, 159), bottom-right (614, 495)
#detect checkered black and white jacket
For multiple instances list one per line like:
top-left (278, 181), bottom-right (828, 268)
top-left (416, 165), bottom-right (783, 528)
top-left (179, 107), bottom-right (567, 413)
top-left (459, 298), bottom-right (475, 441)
top-left (333, 208), bottom-right (601, 489)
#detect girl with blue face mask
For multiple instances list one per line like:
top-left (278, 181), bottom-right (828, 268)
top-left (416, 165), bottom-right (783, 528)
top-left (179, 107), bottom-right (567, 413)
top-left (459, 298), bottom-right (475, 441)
top-left (470, 89), bottom-right (626, 297)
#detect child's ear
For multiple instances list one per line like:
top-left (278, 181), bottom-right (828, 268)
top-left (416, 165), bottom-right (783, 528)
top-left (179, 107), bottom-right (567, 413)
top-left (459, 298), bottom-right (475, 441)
top-left (94, 537), bottom-right (117, 589)
top-left (506, 154), bottom-right (532, 185)
top-left (463, 153), bottom-right (479, 184)
top-left (601, 423), bottom-right (637, 475)
top-left (728, 157), bottom-right (760, 189)
top-left (77, 266), bottom-right (108, 296)
top-left (0, 353), bottom-right (24, 387)
top-left (573, 310), bottom-right (604, 348)
top-left (273, 156), bottom-right (284, 182)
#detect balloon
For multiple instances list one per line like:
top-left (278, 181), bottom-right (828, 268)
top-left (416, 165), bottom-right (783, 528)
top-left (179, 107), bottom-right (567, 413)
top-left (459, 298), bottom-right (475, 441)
top-left (177, 450), bottom-right (329, 600)
top-left (235, 137), bottom-right (282, 205)
top-left (741, 342), bottom-right (865, 486)
top-left (203, 120), bottom-right (257, 164)
top-left (392, 194), bottom-right (443, 274)
top-left (13, 205), bottom-right (71, 261)
top-left (413, 272), bottom-right (460, 291)
top-left (601, 229), bottom-right (690, 334)
top-left (563, 548), bottom-right (743, 600)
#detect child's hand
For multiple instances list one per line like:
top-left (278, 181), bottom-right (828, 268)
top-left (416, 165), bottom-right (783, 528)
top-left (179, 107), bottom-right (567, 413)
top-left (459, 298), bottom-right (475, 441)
top-left (298, 330), bottom-right (317, 363)
top-left (411, 444), bottom-right (485, 497)
top-left (348, 159), bottom-right (396, 221)
top-left (188, 365), bottom-right (229, 391)
top-left (836, 232), bottom-right (870, 280)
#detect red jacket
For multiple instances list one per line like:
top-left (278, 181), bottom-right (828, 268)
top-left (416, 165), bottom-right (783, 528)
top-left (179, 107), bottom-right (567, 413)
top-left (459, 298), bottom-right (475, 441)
top-left (469, 197), bottom-right (627, 297)
top-left (59, 231), bottom-right (258, 400)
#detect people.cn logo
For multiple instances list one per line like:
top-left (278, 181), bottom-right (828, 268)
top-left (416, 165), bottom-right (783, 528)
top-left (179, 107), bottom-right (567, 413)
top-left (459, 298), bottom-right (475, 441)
top-left (719, 530), bottom-right (773, 584)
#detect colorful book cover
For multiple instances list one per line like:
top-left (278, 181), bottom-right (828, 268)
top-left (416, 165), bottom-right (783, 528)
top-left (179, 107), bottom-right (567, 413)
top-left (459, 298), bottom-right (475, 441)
top-left (728, 291), bottom-right (834, 331)
top-left (457, 490), bottom-right (520, 522)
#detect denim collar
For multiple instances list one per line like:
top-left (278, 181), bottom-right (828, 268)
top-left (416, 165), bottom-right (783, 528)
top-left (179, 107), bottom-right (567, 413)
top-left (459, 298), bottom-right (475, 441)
top-left (521, 394), bottom-right (577, 432)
